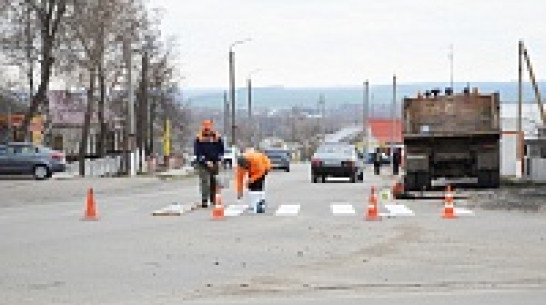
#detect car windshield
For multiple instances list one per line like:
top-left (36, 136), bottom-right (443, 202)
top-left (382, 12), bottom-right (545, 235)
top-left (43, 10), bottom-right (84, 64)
top-left (265, 150), bottom-right (288, 157)
top-left (317, 145), bottom-right (353, 155)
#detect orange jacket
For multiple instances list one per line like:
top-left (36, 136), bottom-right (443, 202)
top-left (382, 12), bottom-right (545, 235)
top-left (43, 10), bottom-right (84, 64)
top-left (235, 151), bottom-right (271, 194)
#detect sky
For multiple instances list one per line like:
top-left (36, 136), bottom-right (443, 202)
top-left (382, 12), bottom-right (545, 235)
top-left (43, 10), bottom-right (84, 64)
top-left (151, 0), bottom-right (546, 88)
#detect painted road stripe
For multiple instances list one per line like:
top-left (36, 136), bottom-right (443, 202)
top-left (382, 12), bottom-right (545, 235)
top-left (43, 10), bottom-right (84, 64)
top-left (224, 205), bottom-right (248, 217)
top-left (331, 203), bottom-right (356, 215)
top-left (455, 207), bottom-right (475, 216)
top-left (384, 204), bottom-right (415, 217)
top-left (275, 204), bottom-right (301, 216)
top-left (152, 203), bottom-right (196, 216)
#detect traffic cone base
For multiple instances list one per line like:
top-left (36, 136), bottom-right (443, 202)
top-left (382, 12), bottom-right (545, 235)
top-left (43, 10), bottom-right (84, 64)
top-left (365, 186), bottom-right (381, 221)
top-left (83, 188), bottom-right (99, 221)
top-left (366, 204), bottom-right (380, 221)
top-left (442, 185), bottom-right (456, 219)
top-left (212, 193), bottom-right (225, 220)
top-left (442, 206), bottom-right (456, 219)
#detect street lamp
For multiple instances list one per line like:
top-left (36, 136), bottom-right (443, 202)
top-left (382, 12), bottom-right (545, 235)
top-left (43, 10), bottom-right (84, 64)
top-left (247, 68), bottom-right (261, 120)
top-left (229, 38), bottom-right (252, 147)
top-left (247, 68), bottom-right (261, 147)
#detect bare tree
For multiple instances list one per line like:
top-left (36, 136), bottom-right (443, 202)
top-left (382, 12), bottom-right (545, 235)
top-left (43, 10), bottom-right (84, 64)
top-left (1, 0), bottom-right (68, 141)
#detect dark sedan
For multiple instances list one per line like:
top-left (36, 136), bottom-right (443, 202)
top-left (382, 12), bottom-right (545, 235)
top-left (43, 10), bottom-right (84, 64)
top-left (0, 142), bottom-right (66, 180)
top-left (264, 149), bottom-right (290, 172)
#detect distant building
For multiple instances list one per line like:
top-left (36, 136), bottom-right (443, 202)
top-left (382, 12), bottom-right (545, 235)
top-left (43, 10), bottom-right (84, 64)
top-left (47, 90), bottom-right (124, 159)
top-left (365, 119), bottom-right (403, 154)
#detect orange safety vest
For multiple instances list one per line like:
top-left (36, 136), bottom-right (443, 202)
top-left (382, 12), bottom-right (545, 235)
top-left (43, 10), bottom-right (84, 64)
top-left (235, 151), bottom-right (271, 194)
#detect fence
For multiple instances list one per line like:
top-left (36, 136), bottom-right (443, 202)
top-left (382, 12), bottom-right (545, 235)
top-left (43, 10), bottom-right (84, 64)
top-left (65, 156), bottom-right (123, 177)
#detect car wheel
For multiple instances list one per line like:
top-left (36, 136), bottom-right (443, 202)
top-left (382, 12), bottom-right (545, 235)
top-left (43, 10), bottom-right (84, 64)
top-left (34, 165), bottom-right (49, 180)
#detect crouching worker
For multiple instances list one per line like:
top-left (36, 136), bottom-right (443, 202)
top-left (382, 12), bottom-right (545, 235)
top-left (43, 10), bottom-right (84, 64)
top-left (235, 149), bottom-right (271, 213)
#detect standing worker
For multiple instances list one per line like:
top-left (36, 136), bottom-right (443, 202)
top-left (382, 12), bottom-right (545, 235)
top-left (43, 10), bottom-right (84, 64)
top-left (392, 147), bottom-right (401, 176)
top-left (373, 147), bottom-right (382, 175)
top-left (194, 119), bottom-right (224, 208)
top-left (235, 148), bottom-right (271, 213)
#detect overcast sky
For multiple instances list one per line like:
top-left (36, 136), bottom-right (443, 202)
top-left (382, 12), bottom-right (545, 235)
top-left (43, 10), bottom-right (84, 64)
top-left (152, 0), bottom-right (546, 88)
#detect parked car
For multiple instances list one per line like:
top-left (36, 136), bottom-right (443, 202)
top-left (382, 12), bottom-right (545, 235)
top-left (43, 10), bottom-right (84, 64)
top-left (264, 149), bottom-right (290, 172)
top-left (311, 142), bottom-right (364, 183)
top-left (222, 146), bottom-right (239, 169)
top-left (0, 142), bottom-right (66, 180)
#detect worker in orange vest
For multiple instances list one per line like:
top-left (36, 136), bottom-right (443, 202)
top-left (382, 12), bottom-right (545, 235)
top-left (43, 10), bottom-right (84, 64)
top-left (235, 148), bottom-right (271, 212)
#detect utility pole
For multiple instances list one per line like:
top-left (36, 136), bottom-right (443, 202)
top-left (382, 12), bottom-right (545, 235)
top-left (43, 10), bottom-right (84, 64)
top-left (363, 80), bottom-right (369, 133)
top-left (518, 40), bottom-right (523, 177)
top-left (392, 74), bottom-right (397, 165)
top-left (229, 48), bottom-right (236, 147)
top-left (228, 38), bottom-right (251, 147)
top-left (223, 91), bottom-right (229, 140)
top-left (449, 44), bottom-right (454, 89)
top-left (319, 94), bottom-right (326, 142)
top-left (124, 38), bottom-right (136, 176)
top-left (7, 103), bottom-right (12, 142)
top-left (247, 77), bottom-right (252, 120)
top-left (364, 80), bottom-right (370, 153)
top-left (140, 50), bottom-right (149, 162)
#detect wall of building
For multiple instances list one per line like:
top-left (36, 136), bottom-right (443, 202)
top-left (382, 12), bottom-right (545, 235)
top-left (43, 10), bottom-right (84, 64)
top-left (500, 133), bottom-right (518, 176)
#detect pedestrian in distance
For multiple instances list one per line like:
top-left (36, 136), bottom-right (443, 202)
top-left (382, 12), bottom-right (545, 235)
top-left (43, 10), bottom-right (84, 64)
top-left (373, 148), bottom-right (382, 175)
top-left (235, 148), bottom-right (271, 213)
top-left (194, 119), bottom-right (224, 208)
top-left (392, 147), bottom-right (401, 176)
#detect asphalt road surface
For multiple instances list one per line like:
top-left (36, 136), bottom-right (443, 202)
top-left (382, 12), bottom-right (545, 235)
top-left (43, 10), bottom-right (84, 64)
top-left (1, 164), bottom-right (545, 304)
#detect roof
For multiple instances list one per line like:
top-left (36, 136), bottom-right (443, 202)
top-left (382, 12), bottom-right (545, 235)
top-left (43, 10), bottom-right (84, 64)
top-left (368, 119), bottom-right (402, 143)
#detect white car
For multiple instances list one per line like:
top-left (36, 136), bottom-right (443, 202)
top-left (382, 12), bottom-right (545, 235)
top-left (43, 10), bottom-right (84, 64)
top-left (222, 146), bottom-right (239, 169)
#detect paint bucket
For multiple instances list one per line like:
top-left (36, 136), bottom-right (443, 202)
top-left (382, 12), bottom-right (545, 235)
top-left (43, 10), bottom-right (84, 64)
top-left (248, 191), bottom-right (266, 213)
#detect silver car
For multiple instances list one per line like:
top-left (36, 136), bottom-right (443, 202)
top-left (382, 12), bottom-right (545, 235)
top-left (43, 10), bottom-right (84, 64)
top-left (311, 142), bottom-right (364, 183)
top-left (0, 142), bottom-right (67, 180)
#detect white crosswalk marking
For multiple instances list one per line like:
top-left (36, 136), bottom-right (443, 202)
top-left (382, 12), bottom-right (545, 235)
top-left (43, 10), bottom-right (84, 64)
top-left (275, 204), bottom-right (301, 216)
top-left (224, 205), bottom-right (248, 217)
top-left (152, 203), bottom-right (196, 216)
top-left (384, 204), bottom-right (415, 217)
top-left (454, 207), bottom-right (475, 216)
top-left (331, 203), bottom-right (356, 215)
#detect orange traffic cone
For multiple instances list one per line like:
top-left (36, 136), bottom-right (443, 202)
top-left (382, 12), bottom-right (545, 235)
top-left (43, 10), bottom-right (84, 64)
top-left (366, 186), bottom-right (380, 221)
top-left (83, 188), bottom-right (99, 221)
top-left (442, 185), bottom-right (456, 219)
top-left (212, 192), bottom-right (225, 220)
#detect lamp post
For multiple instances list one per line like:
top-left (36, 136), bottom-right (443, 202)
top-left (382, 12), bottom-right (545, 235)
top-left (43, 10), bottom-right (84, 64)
top-left (228, 38), bottom-right (251, 147)
top-left (247, 69), bottom-right (261, 120)
top-left (247, 69), bottom-right (261, 147)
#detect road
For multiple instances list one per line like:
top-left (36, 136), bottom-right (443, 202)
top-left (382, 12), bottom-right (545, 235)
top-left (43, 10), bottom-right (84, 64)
top-left (1, 164), bottom-right (546, 304)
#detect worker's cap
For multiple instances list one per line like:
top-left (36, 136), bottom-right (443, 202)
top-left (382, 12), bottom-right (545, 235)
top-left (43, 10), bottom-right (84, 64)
top-left (237, 156), bottom-right (250, 168)
top-left (202, 120), bottom-right (213, 129)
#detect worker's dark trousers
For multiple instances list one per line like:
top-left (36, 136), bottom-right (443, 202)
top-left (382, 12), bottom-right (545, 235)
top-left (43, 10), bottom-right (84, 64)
top-left (374, 162), bottom-right (381, 175)
top-left (393, 163), bottom-right (400, 175)
top-left (248, 175), bottom-right (266, 191)
top-left (198, 164), bottom-right (218, 204)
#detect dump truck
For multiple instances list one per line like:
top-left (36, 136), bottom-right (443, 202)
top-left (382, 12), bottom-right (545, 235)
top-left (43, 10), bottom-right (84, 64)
top-left (403, 88), bottom-right (501, 190)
